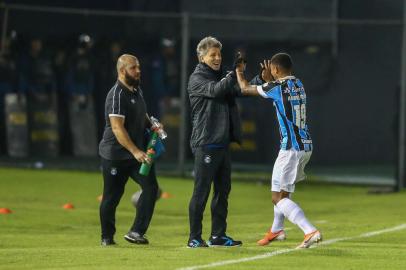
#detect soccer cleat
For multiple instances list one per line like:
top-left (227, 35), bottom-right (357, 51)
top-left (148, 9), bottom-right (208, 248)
top-left (124, 231), bottom-right (149, 245)
top-left (257, 229), bottom-right (286, 246)
top-left (101, 238), bottom-right (116, 246)
top-left (187, 238), bottom-right (209, 248)
top-left (207, 235), bottom-right (242, 247)
top-left (296, 230), bottom-right (322, 249)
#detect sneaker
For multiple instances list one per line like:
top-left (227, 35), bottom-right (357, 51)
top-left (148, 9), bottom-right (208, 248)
top-left (257, 229), bottom-right (286, 246)
top-left (187, 238), bottom-right (209, 248)
top-left (124, 231), bottom-right (149, 245)
top-left (296, 230), bottom-right (322, 248)
top-left (101, 238), bottom-right (116, 246)
top-left (207, 235), bottom-right (242, 247)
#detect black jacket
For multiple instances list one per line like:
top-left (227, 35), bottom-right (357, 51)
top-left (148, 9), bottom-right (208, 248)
top-left (188, 63), bottom-right (242, 150)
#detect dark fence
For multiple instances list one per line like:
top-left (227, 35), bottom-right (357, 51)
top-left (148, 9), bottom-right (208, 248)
top-left (1, 2), bottom-right (405, 186)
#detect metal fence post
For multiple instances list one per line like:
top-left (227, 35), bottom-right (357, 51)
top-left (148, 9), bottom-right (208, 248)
top-left (178, 12), bottom-right (190, 177)
top-left (1, 5), bottom-right (9, 54)
top-left (398, 0), bottom-right (406, 191)
top-left (331, 0), bottom-right (339, 58)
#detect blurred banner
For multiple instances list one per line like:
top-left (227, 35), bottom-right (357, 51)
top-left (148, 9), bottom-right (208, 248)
top-left (5, 93), bottom-right (28, 157)
top-left (27, 92), bottom-right (59, 157)
top-left (68, 95), bottom-right (98, 157)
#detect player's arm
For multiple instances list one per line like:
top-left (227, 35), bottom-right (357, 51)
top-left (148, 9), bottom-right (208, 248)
top-left (236, 70), bottom-right (260, 96)
top-left (236, 60), bottom-right (280, 98)
top-left (235, 60), bottom-right (262, 96)
top-left (110, 116), bottom-right (150, 163)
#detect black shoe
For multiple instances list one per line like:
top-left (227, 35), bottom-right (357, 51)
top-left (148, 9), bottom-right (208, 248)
top-left (101, 238), bottom-right (116, 246)
top-left (124, 231), bottom-right (149, 244)
top-left (187, 238), bottom-right (209, 248)
top-left (208, 235), bottom-right (242, 247)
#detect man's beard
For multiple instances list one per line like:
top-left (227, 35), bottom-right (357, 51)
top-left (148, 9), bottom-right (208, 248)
top-left (124, 71), bottom-right (140, 88)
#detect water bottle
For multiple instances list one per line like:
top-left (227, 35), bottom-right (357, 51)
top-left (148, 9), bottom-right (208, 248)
top-left (139, 131), bottom-right (158, 176)
top-left (150, 116), bottom-right (167, 140)
top-left (139, 148), bottom-right (156, 176)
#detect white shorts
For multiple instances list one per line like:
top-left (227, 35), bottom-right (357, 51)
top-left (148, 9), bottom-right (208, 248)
top-left (271, 149), bottom-right (312, 193)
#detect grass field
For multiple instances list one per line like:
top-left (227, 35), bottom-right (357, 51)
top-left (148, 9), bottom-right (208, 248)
top-left (1, 167), bottom-right (406, 270)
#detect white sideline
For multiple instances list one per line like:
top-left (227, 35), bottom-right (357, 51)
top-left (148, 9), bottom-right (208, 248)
top-left (176, 224), bottom-right (406, 270)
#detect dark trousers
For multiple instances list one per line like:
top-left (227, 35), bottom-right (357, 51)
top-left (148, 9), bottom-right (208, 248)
top-left (189, 147), bottom-right (231, 240)
top-left (100, 158), bottom-right (158, 239)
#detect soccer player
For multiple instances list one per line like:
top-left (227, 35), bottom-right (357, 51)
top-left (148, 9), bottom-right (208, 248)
top-left (235, 53), bottom-right (322, 248)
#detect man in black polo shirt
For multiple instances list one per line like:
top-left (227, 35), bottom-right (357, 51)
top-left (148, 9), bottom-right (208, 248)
top-left (99, 54), bottom-right (159, 246)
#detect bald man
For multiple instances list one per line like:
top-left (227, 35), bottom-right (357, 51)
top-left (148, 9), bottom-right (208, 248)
top-left (99, 54), bottom-right (159, 246)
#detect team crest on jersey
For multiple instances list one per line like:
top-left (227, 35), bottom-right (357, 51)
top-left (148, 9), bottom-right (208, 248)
top-left (111, 167), bottom-right (117, 175)
top-left (131, 99), bottom-right (136, 104)
top-left (204, 155), bottom-right (211, 164)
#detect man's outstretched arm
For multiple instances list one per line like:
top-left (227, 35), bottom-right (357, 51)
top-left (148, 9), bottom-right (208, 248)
top-left (236, 69), bottom-right (260, 96)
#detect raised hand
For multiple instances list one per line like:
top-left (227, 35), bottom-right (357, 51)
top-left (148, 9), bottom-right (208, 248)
top-left (260, 60), bottom-right (273, 82)
top-left (233, 51), bottom-right (247, 72)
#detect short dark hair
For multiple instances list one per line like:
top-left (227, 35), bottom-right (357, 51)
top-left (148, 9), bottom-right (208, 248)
top-left (271, 53), bottom-right (293, 71)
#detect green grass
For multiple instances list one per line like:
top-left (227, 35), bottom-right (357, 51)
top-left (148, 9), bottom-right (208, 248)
top-left (0, 167), bottom-right (406, 270)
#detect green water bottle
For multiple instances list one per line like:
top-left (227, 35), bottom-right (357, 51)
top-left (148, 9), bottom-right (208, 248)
top-left (139, 131), bottom-right (158, 176)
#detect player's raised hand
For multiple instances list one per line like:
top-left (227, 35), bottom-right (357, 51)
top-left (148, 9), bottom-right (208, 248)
top-left (260, 60), bottom-right (273, 82)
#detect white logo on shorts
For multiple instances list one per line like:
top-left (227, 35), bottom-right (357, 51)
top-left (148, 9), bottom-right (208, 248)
top-left (131, 99), bottom-right (135, 104)
top-left (111, 168), bottom-right (117, 175)
top-left (204, 155), bottom-right (211, 164)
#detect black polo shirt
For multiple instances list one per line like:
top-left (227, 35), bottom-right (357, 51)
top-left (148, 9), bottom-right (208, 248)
top-left (99, 80), bottom-right (148, 160)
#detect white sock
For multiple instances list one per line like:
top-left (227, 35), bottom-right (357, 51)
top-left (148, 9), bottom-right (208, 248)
top-left (271, 205), bottom-right (285, 233)
top-left (276, 198), bottom-right (316, 234)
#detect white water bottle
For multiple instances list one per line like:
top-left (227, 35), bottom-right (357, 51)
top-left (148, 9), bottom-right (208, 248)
top-left (150, 116), bottom-right (167, 140)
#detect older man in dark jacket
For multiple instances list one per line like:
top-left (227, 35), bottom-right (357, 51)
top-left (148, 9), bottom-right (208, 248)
top-left (187, 36), bottom-right (243, 248)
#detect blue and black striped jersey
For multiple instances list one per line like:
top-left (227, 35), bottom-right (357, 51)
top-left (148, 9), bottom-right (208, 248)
top-left (257, 76), bottom-right (312, 151)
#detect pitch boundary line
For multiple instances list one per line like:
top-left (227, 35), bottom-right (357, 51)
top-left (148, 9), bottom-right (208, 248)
top-left (176, 223), bottom-right (406, 270)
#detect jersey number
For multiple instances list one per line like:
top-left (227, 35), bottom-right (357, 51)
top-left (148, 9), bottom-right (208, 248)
top-left (293, 104), bottom-right (306, 129)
